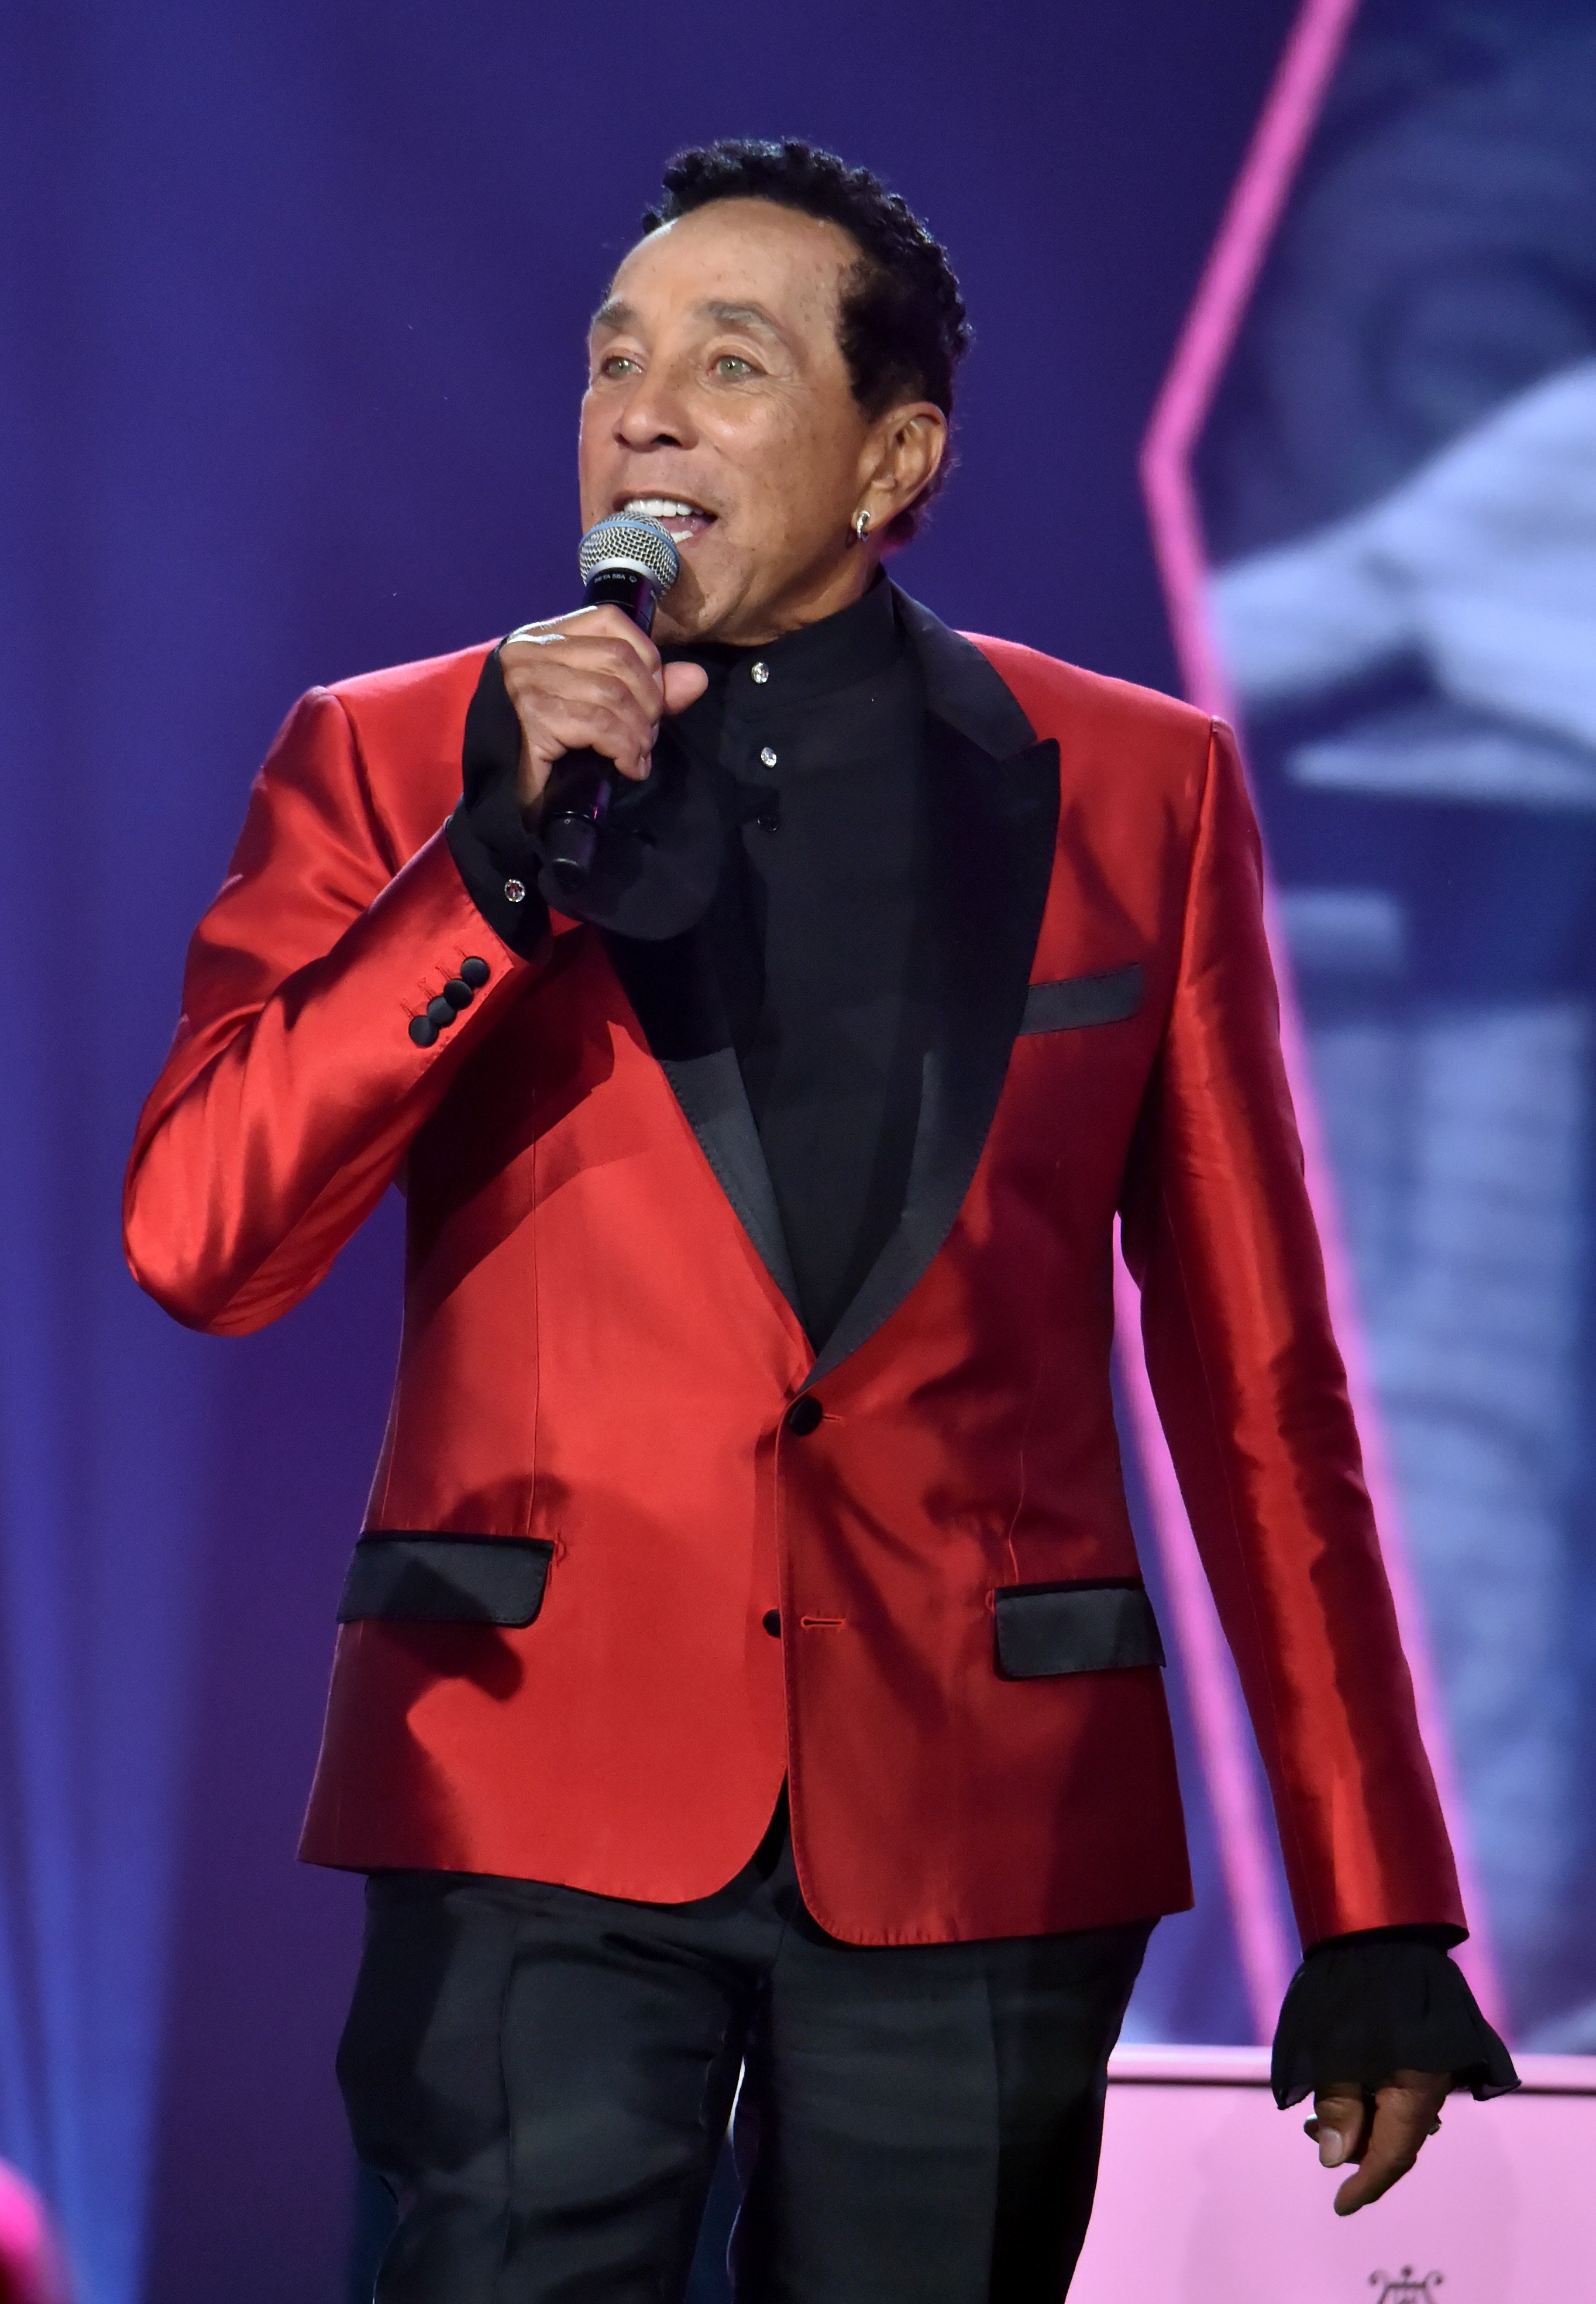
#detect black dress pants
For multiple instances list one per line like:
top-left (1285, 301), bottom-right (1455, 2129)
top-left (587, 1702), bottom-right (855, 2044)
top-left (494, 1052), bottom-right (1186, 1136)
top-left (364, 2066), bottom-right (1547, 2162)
top-left (339, 1805), bottom-right (1151, 2304)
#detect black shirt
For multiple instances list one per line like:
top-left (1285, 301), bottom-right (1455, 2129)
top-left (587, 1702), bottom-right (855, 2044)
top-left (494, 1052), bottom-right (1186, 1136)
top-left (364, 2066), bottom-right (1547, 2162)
top-left (662, 579), bottom-right (924, 1344)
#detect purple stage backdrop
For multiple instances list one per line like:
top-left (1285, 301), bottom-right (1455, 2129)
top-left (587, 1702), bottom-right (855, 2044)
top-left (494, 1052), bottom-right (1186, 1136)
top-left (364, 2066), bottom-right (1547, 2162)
top-left (2, 4), bottom-right (1591, 2300)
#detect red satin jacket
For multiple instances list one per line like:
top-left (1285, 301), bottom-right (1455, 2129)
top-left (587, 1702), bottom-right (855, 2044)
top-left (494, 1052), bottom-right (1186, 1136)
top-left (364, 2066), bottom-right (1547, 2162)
top-left (124, 593), bottom-right (1464, 1949)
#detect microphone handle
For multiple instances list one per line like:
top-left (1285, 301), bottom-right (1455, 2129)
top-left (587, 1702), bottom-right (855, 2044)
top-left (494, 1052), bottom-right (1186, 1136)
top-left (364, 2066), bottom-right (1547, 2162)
top-left (540, 565), bottom-right (663, 883)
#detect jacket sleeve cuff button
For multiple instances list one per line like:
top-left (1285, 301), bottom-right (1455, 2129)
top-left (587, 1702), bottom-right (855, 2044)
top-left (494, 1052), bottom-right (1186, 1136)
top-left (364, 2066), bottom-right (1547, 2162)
top-left (460, 956), bottom-right (491, 988)
top-left (408, 1014), bottom-right (439, 1048)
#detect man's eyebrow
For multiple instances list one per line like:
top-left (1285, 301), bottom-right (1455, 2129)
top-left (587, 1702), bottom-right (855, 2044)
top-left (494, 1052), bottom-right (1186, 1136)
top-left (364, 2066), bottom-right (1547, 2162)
top-left (587, 295), bottom-right (796, 345)
top-left (589, 297), bottom-right (636, 336)
top-left (701, 300), bottom-right (786, 337)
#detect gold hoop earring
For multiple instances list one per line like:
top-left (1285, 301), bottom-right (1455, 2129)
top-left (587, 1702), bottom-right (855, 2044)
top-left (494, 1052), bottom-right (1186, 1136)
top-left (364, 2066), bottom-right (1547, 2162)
top-left (851, 507), bottom-right (872, 541)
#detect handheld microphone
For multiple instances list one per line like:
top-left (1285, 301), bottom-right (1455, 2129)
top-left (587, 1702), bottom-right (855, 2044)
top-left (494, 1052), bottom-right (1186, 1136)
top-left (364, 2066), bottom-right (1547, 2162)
top-left (539, 511), bottom-right (683, 881)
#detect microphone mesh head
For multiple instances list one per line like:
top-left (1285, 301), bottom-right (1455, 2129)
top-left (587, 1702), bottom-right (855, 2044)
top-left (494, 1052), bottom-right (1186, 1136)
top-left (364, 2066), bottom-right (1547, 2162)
top-left (578, 511), bottom-right (681, 593)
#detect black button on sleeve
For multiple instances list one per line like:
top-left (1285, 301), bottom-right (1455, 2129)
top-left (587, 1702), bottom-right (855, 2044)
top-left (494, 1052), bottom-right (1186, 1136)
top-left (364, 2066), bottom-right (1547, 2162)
top-left (408, 1015), bottom-right (438, 1048)
top-left (425, 994), bottom-right (455, 1030)
top-left (785, 1395), bottom-right (823, 1436)
top-left (762, 1609), bottom-right (782, 1638)
top-left (459, 956), bottom-right (491, 988)
top-left (442, 977), bottom-right (474, 1011)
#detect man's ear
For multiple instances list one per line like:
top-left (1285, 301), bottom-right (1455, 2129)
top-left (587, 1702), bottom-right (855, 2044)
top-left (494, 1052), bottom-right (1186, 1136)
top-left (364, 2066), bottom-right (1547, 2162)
top-left (862, 402), bottom-right (948, 531)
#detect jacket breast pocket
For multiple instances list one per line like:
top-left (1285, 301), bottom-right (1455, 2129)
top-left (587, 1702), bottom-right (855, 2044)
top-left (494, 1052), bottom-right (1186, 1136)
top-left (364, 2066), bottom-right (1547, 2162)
top-left (1019, 963), bottom-right (1143, 1035)
top-left (993, 1578), bottom-right (1165, 1679)
top-left (337, 1533), bottom-right (554, 1627)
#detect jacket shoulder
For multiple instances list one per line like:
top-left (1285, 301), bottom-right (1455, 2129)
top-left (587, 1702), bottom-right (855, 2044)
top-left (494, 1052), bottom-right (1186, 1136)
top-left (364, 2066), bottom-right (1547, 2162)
top-left (318, 641), bottom-right (496, 858)
top-left (964, 633), bottom-right (1212, 750)
top-left (328, 640), bottom-right (495, 746)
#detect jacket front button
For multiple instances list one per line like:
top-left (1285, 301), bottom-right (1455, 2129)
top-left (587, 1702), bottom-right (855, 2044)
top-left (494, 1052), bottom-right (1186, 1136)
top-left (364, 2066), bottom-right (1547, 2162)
top-left (408, 1014), bottom-right (438, 1048)
top-left (785, 1395), bottom-right (823, 1436)
top-left (762, 1609), bottom-right (782, 1638)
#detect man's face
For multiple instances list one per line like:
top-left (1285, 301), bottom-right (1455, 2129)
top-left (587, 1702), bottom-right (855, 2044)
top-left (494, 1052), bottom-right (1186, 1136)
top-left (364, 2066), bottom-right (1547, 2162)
top-left (579, 200), bottom-right (886, 645)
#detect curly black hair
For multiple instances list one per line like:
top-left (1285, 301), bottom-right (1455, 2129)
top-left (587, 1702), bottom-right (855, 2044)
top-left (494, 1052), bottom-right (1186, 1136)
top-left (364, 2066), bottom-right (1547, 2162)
top-left (642, 138), bottom-right (970, 539)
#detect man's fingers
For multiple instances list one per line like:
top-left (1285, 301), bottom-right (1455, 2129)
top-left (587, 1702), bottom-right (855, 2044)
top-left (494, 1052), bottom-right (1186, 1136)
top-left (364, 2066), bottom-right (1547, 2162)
top-left (508, 603), bottom-right (662, 674)
top-left (1305, 2088), bottom-right (1368, 2171)
top-left (1332, 2102), bottom-right (1423, 2215)
top-left (514, 660), bottom-right (658, 729)
top-left (519, 690), bottom-right (655, 783)
top-left (1318, 2072), bottom-right (1450, 2217)
top-left (662, 661), bottom-right (710, 715)
top-left (504, 638), bottom-right (664, 725)
top-left (535, 705), bottom-right (652, 780)
top-left (505, 663), bottom-right (662, 790)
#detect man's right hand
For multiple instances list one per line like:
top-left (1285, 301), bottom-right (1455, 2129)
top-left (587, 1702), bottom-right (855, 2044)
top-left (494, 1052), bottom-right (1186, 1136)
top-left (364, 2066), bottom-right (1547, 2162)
top-left (499, 606), bottom-right (710, 821)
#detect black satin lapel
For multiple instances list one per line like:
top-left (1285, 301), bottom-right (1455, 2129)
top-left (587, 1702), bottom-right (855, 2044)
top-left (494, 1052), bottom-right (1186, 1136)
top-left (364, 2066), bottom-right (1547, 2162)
top-left (892, 588), bottom-right (1040, 757)
top-left (602, 597), bottom-right (1057, 1365)
top-left (601, 928), bottom-right (801, 1319)
top-left (807, 710), bottom-right (1061, 1384)
top-left (658, 1051), bottom-right (802, 1316)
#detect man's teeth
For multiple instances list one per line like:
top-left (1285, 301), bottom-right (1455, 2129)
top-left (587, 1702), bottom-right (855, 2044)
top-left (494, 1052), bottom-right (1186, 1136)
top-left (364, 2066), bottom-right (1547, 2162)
top-left (623, 496), bottom-right (712, 534)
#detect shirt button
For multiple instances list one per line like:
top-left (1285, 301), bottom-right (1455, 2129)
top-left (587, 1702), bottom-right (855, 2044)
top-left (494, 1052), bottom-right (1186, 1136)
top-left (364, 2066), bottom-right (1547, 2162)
top-left (762, 1609), bottom-right (782, 1637)
top-left (759, 746), bottom-right (778, 768)
top-left (504, 878), bottom-right (527, 904)
top-left (751, 661), bottom-right (769, 685)
top-left (785, 1395), bottom-right (823, 1436)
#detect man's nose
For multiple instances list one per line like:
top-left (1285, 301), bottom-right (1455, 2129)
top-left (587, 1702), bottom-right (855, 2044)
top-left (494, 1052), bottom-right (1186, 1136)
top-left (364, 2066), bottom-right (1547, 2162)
top-left (613, 366), bottom-right (694, 450)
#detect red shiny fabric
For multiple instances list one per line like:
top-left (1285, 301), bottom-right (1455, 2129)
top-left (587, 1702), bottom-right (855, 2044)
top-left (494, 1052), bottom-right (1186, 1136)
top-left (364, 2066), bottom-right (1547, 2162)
top-left (124, 637), bottom-right (1464, 1948)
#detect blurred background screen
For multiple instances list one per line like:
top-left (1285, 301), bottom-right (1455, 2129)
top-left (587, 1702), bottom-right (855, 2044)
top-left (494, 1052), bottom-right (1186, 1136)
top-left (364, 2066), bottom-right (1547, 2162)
top-left (1201, 0), bottom-right (1596, 2050)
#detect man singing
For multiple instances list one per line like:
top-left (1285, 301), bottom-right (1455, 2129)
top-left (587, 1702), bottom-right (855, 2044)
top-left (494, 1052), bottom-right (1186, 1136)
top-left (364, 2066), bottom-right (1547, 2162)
top-left (126, 139), bottom-right (1514, 2302)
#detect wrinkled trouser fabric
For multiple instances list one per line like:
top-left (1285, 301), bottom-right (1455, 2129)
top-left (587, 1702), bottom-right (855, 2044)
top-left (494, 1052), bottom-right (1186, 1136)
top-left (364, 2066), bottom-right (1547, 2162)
top-left (339, 1805), bottom-right (1151, 2304)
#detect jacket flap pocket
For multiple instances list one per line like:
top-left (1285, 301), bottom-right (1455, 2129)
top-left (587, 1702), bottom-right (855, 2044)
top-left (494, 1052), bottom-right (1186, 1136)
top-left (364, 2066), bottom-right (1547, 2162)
top-left (993, 1578), bottom-right (1164, 1679)
top-left (338, 1533), bottom-right (554, 1627)
top-left (1019, 963), bottom-right (1143, 1035)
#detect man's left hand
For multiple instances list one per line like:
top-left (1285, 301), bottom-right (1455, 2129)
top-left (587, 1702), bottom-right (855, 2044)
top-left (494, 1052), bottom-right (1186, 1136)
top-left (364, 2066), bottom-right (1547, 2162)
top-left (1305, 2069), bottom-right (1450, 2214)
